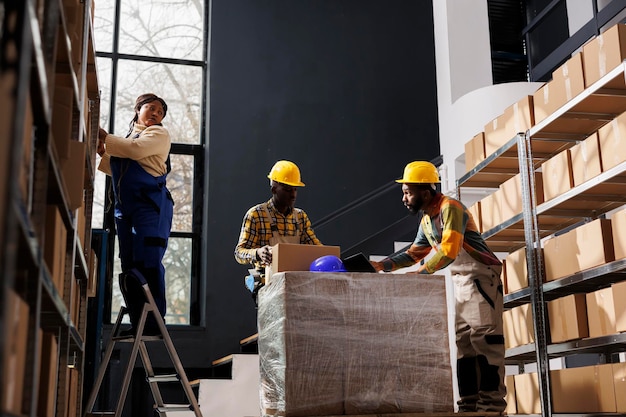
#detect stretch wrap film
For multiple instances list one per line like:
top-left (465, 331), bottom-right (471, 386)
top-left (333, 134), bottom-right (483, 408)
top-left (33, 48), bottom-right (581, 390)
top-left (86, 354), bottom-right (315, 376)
top-left (257, 271), bottom-right (453, 416)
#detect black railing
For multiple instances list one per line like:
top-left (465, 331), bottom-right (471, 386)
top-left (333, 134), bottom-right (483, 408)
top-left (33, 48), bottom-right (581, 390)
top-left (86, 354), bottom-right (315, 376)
top-left (313, 156), bottom-right (441, 258)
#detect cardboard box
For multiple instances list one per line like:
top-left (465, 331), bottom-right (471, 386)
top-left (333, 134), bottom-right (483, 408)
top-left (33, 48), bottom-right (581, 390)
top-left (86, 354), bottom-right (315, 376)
top-left (484, 96), bottom-right (535, 157)
top-left (37, 332), bottom-right (59, 417)
top-left (541, 148), bottom-right (573, 201)
top-left (543, 218), bottom-right (615, 281)
top-left (583, 23), bottom-right (626, 87)
top-left (514, 372), bottom-right (540, 414)
top-left (504, 375), bottom-right (517, 415)
top-left (612, 208), bottom-right (626, 260)
top-left (59, 140), bottom-right (86, 211)
top-left (51, 86), bottom-right (74, 160)
top-left (586, 287), bottom-right (616, 338)
top-left (500, 172), bottom-right (544, 223)
top-left (547, 294), bottom-right (589, 343)
top-left (480, 189), bottom-right (503, 232)
top-left (551, 364), bottom-right (616, 412)
top-left (465, 132), bottom-right (486, 172)
top-left (612, 280), bottom-right (626, 333)
top-left (265, 243), bottom-right (341, 283)
top-left (533, 53), bottom-right (586, 124)
top-left (570, 132), bottom-right (602, 186)
top-left (503, 304), bottom-right (534, 349)
top-left (44, 206), bottom-right (68, 297)
top-left (467, 201), bottom-right (482, 234)
top-left (598, 110), bottom-right (626, 172)
top-left (504, 247), bottom-right (528, 293)
top-left (2, 289), bottom-right (29, 415)
top-left (613, 362), bottom-right (626, 412)
top-left (484, 112), bottom-right (509, 158)
top-left (507, 95), bottom-right (535, 138)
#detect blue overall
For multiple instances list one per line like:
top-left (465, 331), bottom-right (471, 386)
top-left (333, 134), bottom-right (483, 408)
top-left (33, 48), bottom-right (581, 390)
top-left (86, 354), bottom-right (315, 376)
top-left (110, 155), bottom-right (173, 329)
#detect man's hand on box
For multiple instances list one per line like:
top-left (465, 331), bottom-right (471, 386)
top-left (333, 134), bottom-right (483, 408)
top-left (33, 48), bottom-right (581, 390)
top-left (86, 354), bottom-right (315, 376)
top-left (256, 245), bottom-right (273, 265)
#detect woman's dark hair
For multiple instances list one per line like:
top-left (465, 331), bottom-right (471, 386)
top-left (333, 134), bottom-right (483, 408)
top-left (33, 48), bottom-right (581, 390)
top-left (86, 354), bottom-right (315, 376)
top-left (127, 93), bottom-right (168, 134)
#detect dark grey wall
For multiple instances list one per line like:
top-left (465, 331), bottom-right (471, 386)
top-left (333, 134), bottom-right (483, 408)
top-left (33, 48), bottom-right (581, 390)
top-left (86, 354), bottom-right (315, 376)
top-left (198, 0), bottom-right (440, 363)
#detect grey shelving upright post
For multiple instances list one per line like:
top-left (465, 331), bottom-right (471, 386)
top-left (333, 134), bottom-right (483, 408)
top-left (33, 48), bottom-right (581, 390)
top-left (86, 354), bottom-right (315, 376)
top-left (517, 132), bottom-right (552, 417)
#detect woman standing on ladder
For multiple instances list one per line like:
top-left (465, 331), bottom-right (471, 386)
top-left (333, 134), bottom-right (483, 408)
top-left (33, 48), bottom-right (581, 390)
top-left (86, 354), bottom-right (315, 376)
top-left (97, 93), bottom-right (174, 336)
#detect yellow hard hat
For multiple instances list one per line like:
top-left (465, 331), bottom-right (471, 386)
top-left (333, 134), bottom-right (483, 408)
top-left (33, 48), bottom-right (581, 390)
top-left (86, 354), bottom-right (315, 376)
top-left (267, 160), bottom-right (305, 187)
top-left (396, 161), bottom-right (440, 184)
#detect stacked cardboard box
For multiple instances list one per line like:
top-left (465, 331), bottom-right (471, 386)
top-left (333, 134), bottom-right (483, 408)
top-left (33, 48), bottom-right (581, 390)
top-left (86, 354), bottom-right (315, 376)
top-left (570, 132), bottom-right (602, 187)
top-left (258, 271), bottom-right (453, 416)
top-left (2, 289), bottom-right (30, 415)
top-left (503, 304), bottom-right (534, 350)
top-left (543, 218), bottom-right (615, 282)
top-left (465, 131), bottom-right (486, 172)
top-left (598, 109), bottom-right (626, 172)
top-left (582, 23), bottom-right (626, 87)
top-left (547, 294), bottom-right (589, 343)
top-left (533, 52), bottom-right (585, 124)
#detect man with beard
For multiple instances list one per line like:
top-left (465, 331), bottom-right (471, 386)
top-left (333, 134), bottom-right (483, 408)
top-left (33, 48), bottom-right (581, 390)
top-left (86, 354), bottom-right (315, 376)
top-left (235, 160), bottom-right (322, 301)
top-left (370, 161), bottom-right (505, 413)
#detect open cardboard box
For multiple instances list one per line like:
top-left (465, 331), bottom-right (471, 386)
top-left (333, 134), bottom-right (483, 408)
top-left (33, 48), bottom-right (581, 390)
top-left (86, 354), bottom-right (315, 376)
top-left (265, 243), bottom-right (341, 284)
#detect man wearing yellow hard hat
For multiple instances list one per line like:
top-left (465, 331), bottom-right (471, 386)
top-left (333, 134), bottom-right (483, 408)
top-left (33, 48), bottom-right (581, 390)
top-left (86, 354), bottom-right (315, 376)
top-left (234, 160), bottom-right (322, 298)
top-left (370, 161), bottom-right (505, 413)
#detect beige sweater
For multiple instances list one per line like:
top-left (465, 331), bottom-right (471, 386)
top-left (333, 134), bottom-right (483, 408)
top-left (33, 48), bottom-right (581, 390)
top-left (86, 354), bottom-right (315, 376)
top-left (98, 124), bottom-right (171, 177)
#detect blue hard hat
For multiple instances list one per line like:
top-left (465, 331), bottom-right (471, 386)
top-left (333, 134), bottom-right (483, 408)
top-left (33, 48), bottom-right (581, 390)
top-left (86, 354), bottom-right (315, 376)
top-left (310, 255), bottom-right (347, 272)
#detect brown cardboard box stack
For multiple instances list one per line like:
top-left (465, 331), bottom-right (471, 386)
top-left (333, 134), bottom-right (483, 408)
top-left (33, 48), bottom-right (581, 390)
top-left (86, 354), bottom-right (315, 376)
top-left (515, 365), bottom-right (626, 414)
top-left (513, 372), bottom-right (540, 414)
top-left (547, 294), bottom-right (589, 343)
top-left (483, 95), bottom-right (535, 159)
top-left (465, 132), bottom-right (486, 172)
top-left (43, 206), bottom-right (68, 297)
top-left (504, 247), bottom-right (528, 294)
top-left (504, 375), bottom-right (517, 415)
top-left (551, 364), bottom-right (616, 412)
top-left (598, 109), bottom-right (626, 172)
top-left (543, 218), bottom-right (615, 282)
top-left (500, 172), bottom-right (544, 223)
top-left (612, 208), bottom-right (626, 260)
top-left (37, 332), bottom-right (59, 417)
top-left (570, 132), bottom-right (602, 187)
top-left (582, 23), bottom-right (626, 87)
top-left (533, 52), bottom-right (585, 124)
top-left (485, 23), bottom-right (626, 417)
top-left (479, 189), bottom-right (503, 232)
top-left (2, 289), bottom-right (30, 415)
top-left (586, 287), bottom-right (616, 338)
top-left (503, 304), bottom-right (534, 350)
top-left (257, 271), bottom-right (453, 416)
top-left (541, 147), bottom-right (573, 201)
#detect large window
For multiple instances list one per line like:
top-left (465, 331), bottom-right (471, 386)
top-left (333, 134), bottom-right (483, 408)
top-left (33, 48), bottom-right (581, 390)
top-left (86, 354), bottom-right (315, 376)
top-left (93, 0), bottom-right (206, 326)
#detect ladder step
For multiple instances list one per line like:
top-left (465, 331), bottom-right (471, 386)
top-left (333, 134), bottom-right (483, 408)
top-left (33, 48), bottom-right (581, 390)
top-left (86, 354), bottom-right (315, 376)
top-left (112, 334), bottom-right (164, 342)
top-left (155, 405), bottom-right (195, 413)
top-left (148, 374), bottom-right (179, 383)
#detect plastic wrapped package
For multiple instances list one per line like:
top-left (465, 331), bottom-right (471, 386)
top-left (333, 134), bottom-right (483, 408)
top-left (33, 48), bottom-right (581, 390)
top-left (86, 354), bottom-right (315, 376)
top-left (257, 271), bottom-right (454, 416)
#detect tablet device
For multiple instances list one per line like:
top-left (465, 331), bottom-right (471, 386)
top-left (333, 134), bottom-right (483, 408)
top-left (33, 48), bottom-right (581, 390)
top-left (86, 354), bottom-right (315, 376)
top-left (342, 252), bottom-right (377, 273)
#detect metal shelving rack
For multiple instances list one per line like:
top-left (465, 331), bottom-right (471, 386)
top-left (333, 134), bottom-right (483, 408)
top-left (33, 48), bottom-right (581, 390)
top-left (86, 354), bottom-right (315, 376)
top-left (1, 0), bottom-right (99, 416)
top-left (457, 60), bottom-right (626, 417)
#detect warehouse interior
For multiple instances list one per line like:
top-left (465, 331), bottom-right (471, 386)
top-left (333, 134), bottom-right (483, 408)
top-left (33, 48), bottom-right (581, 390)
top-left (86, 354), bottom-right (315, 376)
top-left (4, 0), bottom-right (626, 416)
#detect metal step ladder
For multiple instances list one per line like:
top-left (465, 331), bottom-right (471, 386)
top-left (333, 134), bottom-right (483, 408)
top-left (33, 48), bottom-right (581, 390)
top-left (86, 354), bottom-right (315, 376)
top-left (84, 276), bottom-right (202, 417)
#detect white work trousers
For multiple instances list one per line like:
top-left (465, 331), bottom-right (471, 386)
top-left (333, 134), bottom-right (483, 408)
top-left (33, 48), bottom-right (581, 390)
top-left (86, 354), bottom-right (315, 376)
top-left (451, 250), bottom-right (506, 412)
